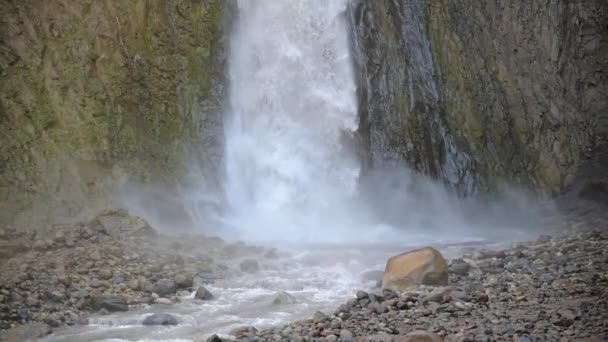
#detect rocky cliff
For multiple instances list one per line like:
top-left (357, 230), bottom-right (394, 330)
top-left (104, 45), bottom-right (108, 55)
top-left (0, 0), bottom-right (230, 231)
top-left (350, 0), bottom-right (607, 194)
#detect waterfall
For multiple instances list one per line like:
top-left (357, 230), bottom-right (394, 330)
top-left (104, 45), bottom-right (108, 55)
top-left (222, 0), bottom-right (361, 242)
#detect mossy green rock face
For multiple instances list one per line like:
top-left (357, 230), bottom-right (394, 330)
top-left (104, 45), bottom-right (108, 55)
top-left (349, 0), bottom-right (607, 194)
top-left (0, 0), bottom-right (229, 232)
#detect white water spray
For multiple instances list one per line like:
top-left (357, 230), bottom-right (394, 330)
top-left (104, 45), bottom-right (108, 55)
top-left (223, 0), bottom-right (362, 243)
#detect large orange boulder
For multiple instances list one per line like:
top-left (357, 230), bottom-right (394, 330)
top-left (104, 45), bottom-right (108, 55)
top-left (382, 247), bottom-right (448, 292)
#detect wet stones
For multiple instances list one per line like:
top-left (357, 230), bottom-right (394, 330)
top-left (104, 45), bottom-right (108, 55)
top-left (91, 295), bottom-right (128, 312)
top-left (194, 286), bottom-right (214, 301)
top-left (154, 279), bottom-right (177, 297)
top-left (449, 258), bottom-right (471, 276)
top-left (173, 272), bottom-right (194, 288)
top-left (142, 313), bottom-right (178, 326)
top-left (312, 311), bottom-right (328, 323)
top-left (237, 228), bottom-right (608, 341)
top-left (98, 268), bottom-right (113, 280)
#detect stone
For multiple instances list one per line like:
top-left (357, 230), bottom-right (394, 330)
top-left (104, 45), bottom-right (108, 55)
top-left (142, 313), bottom-right (178, 326)
top-left (230, 326), bottom-right (257, 337)
top-left (89, 250), bottom-right (102, 261)
top-left (194, 286), bottom-right (214, 300)
top-left (340, 329), bottom-right (354, 341)
top-left (206, 334), bottom-right (224, 342)
top-left (272, 290), bottom-right (296, 305)
top-left (399, 330), bottom-right (443, 342)
top-left (449, 259), bottom-right (471, 276)
top-left (154, 279), bottom-right (177, 296)
top-left (173, 272), bottom-right (194, 288)
top-left (239, 259), bottom-right (260, 273)
top-left (92, 295), bottom-right (128, 312)
top-left (356, 290), bottom-right (369, 299)
top-left (313, 311), bottom-right (327, 323)
top-left (382, 289), bottom-right (398, 300)
top-left (98, 268), bottom-right (113, 280)
top-left (359, 297), bottom-right (371, 307)
top-left (128, 278), bottom-right (140, 291)
top-left (382, 247), bottom-right (448, 292)
top-left (0, 323), bottom-right (52, 341)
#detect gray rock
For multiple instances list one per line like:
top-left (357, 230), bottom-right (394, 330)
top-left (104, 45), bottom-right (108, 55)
top-left (229, 326), bottom-right (257, 337)
top-left (356, 290), bottom-right (369, 299)
top-left (450, 259), bottom-right (471, 275)
top-left (98, 268), bottom-right (113, 280)
top-left (142, 313), bottom-right (178, 326)
top-left (359, 297), bottom-right (371, 307)
top-left (154, 279), bottom-right (177, 296)
top-left (194, 286), bottom-right (214, 300)
top-left (92, 295), bottom-right (128, 312)
top-left (312, 311), bottom-right (327, 323)
top-left (206, 334), bottom-right (225, 342)
top-left (340, 329), bottom-right (354, 341)
top-left (173, 272), bottom-right (194, 288)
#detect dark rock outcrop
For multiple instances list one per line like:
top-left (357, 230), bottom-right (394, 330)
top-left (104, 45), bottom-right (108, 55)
top-left (349, 0), bottom-right (607, 193)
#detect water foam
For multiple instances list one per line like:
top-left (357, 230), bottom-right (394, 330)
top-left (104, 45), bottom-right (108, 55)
top-left (223, 0), bottom-right (361, 243)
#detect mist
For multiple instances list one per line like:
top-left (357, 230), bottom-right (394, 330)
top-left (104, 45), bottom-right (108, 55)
top-left (119, 0), bottom-right (559, 248)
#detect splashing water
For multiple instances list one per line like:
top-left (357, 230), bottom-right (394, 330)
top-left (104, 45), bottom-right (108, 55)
top-left (223, 0), bottom-right (363, 243)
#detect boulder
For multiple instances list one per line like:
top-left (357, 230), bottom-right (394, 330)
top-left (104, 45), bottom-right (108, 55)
top-left (272, 291), bottom-right (296, 305)
top-left (174, 272), bottom-right (194, 288)
top-left (194, 286), bottom-right (214, 300)
top-left (382, 247), bottom-right (448, 292)
top-left (142, 313), bottom-right (178, 326)
top-left (154, 279), bottom-right (177, 296)
top-left (92, 295), bottom-right (128, 312)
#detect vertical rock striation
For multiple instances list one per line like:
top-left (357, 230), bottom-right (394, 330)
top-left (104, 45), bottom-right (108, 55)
top-left (350, 0), bottom-right (607, 194)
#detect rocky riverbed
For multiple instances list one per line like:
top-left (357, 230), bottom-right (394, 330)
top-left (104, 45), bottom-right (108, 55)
top-left (1, 207), bottom-right (607, 341)
top-left (218, 228), bottom-right (608, 341)
top-left (0, 210), bottom-right (278, 340)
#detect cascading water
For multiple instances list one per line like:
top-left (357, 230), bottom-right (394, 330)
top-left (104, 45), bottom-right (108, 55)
top-left (223, 0), bottom-right (363, 243)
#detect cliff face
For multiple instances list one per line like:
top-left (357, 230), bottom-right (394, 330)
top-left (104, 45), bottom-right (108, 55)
top-left (0, 0), bottom-right (229, 231)
top-left (350, 0), bottom-right (607, 194)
